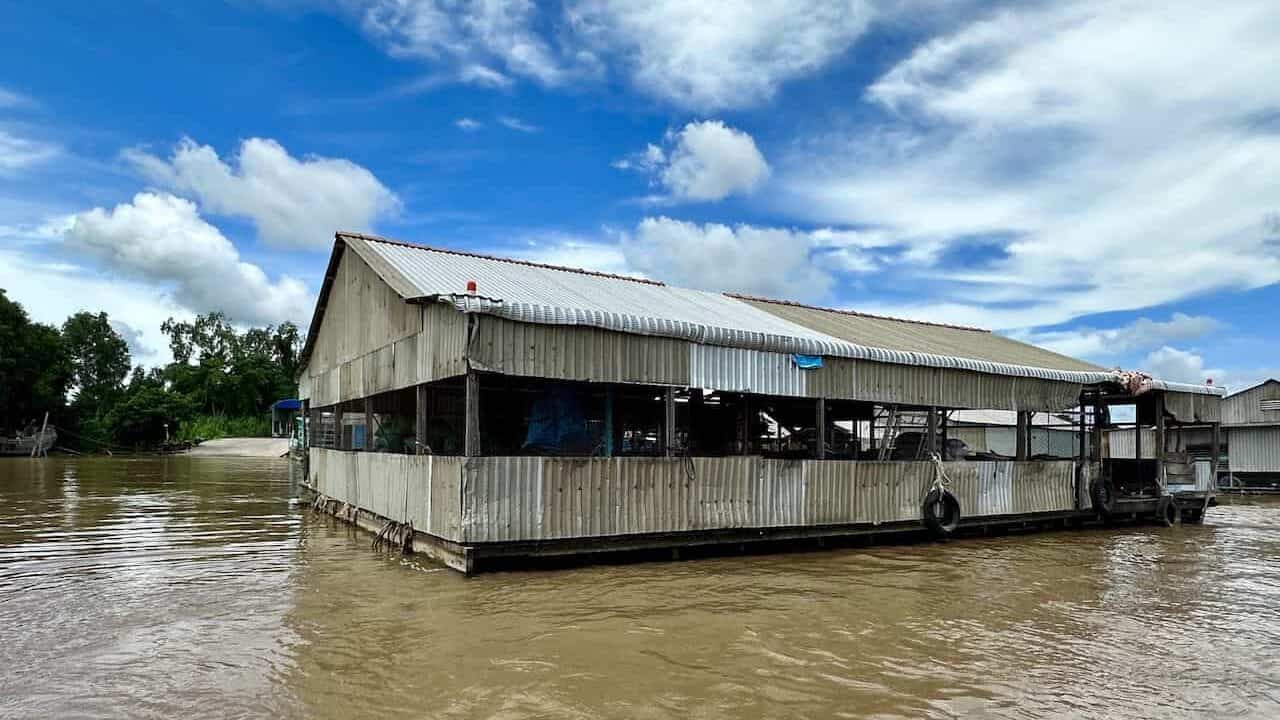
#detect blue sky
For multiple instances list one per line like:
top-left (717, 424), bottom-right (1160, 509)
top-left (1, 1), bottom-right (1277, 390)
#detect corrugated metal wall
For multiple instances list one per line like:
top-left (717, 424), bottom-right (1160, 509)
top-left (1106, 428), bottom-right (1157, 459)
top-left (1226, 426), bottom-right (1280, 472)
top-left (1165, 391), bottom-right (1221, 423)
top-left (308, 448), bottom-right (464, 541)
top-left (459, 457), bottom-right (1081, 543)
top-left (1222, 382), bottom-right (1280, 425)
top-left (305, 303), bottom-right (468, 406)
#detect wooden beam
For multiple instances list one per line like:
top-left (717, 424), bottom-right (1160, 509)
top-left (415, 384), bottom-right (429, 454)
top-left (465, 372), bottom-right (481, 457)
top-left (663, 387), bottom-right (677, 456)
top-left (364, 399), bottom-right (375, 452)
top-left (815, 399), bottom-right (827, 459)
top-left (1016, 410), bottom-right (1030, 461)
top-left (1154, 393), bottom-right (1167, 490)
top-left (925, 406), bottom-right (938, 458)
top-left (736, 393), bottom-right (750, 455)
top-left (603, 385), bottom-right (615, 457)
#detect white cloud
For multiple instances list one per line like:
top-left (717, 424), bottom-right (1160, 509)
top-left (125, 137), bottom-right (399, 249)
top-left (360, 0), bottom-right (572, 88)
top-left (568, 0), bottom-right (876, 110)
top-left (497, 115), bottom-right (539, 133)
top-left (1142, 346), bottom-right (1224, 386)
top-left (0, 129), bottom-right (59, 172)
top-left (622, 216), bottom-right (835, 300)
top-left (500, 232), bottom-right (639, 278)
top-left (0, 87), bottom-right (30, 108)
top-left (1014, 314), bottom-right (1222, 361)
top-left (779, 0), bottom-right (1280, 331)
top-left (620, 120), bottom-right (769, 202)
top-left (63, 192), bottom-right (312, 326)
top-left (455, 117), bottom-right (482, 131)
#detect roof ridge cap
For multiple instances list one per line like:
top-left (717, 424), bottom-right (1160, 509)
top-left (725, 292), bottom-right (991, 333)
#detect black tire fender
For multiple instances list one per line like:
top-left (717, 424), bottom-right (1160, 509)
top-left (923, 488), bottom-right (961, 537)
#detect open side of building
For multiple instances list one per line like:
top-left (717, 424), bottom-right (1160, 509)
top-left (296, 232), bottom-right (1225, 573)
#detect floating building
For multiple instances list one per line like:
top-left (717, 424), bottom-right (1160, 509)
top-left (297, 232), bottom-right (1224, 573)
top-left (1220, 379), bottom-right (1280, 489)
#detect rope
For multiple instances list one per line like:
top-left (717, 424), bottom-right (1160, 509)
top-left (928, 452), bottom-right (952, 493)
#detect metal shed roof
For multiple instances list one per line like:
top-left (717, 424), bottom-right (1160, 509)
top-left (311, 232), bottom-right (1220, 395)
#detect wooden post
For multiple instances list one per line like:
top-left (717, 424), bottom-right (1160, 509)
top-left (1016, 410), bottom-right (1029, 461)
top-left (364, 398), bottom-right (375, 452)
top-left (925, 406), bottom-right (938, 458)
top-left (1154, 393), bottom-right (1167, 491)
top-left (689, 389), bottom-right (704, 455)
top-left (1134, 411), bottom-right (1142, 461)
top-left (1078, 395), bottom-right (1087, 461)
top-left (736, 393), bottom-right (750, 455)
top-left (663, 387), bottom-right (677, 456)
top-left (603, 385), bottom-right (615, 457)
top-left (465, 371), bottom-right (481, 457)
top-left (815, 398), bottom-right (827, 459)
top-left (1211, 421), bottom-right (1221, 482)
top-left (415, 384), bottom-right (429, 454)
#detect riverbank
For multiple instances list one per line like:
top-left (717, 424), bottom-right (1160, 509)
top-left (186, 437), bottom-right (289, 458)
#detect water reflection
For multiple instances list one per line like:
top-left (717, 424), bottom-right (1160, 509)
top-left (1, 458), bottom-right (1278, 719)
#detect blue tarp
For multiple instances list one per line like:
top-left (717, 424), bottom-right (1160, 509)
top-left (524, 387), bottom-right (594, 454)
top-left (272, 398), bottom-right (302, 411)
top-left (792, 354), bottom-right (824, 370)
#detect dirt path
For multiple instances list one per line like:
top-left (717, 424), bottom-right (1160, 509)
top-left (186, 438), bottom-right (289, 458)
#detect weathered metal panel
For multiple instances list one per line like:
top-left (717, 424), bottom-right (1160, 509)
top-left (422, 302), bottom-right (468, 381)
top-left (804, 461), bottom-right (859, 526)
top-left (616, 458), bottom-right (685, 535)
top-left (1165, 391), bottom-right (1221, 424)
top-left (1222, 380), bottom-right (1280, 425)
top-left (756, 459), bottom-right (807, 527)
top-left (1009, 461), bottom-right (1076, 514)
top-left (541, 458), bottom-right (621, 539)
top-left (1227, 426), bottom-right (1280, 472)
top-left (1106, 428), bottom-right (1157, 459)
top-left (462, 456), bottom-right (542, 543)
top-left (685, 457), bottom-right (750, 530)
top-left (392, 335), bottom-right (418, 390)
top-left (429, 456), bottom-right (464, 541)
top-left (469, 317), bottom-right (688, 386)
top-left (690, 345), bottom-right (806, 396)
top-left (307, 449), bottom-right (464, 541)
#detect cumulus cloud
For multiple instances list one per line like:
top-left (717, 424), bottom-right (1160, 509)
top-left (568, 1), bottom-right (876, 110)
top-left (0, 129), bottom-right (59, 172)
top-left (125, 137), bottom-right (399, 249)
top-left (619, 120), bottom-right (769, 202)
top-left (622, 216), bottom-right (835, 300)
top-left (455, 117), bottom-right (482, 131)
top-left (780, 0), bottom-right (1280, 331)
top-left (360, 0), bottom-right (573, 88)
top-left (1142, 346), bottom-right (1224, 386)
top-left (63, 192), bottom-right (312, 326)
top-left (1014, 314), bottom-right (1222, 362)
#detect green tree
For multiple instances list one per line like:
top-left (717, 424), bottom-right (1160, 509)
top-left (62, 311), bottom-right (131, 420)
top-left (0, 289), bottom-right (71, 431)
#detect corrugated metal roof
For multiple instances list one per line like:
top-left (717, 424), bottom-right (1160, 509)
top-left (328, 232), bottom-right (1220, 395)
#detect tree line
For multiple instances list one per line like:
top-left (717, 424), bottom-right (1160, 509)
top-left (0, 289), bottom-right (300, 450)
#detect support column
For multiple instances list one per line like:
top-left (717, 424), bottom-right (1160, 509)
top-left (1154, 394), bottom-right (1167, 491)
top-left (1211, 422), bottom-right (1222, 482)
top-left (415, 384), bottom-right (429, 454)
top-left (815, 399), bottom-right (827, 459)
top-left (364, 398), bottom-right (375, 452)
top-left (603, 386), bottom-right (615, 457)
top-left (663, 387), bottom-right (677, 456)
top-left (465, 371), bottom-right (480, 457)
top-left (1016, 410), bottom-right (1030, 461)
top-left (925, 406), bottom-right (938, 458)
top-left (735, 394), bottom-right (750, 455)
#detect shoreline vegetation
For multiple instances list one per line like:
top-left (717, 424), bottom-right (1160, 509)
top-left (0, 289), bottom-right (298, 452)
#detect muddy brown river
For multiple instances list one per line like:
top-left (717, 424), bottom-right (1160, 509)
top-left (2, 457), bottom-right (1278, 719)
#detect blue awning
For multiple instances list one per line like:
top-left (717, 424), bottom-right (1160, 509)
top-left (272, 398), bottom-right (302, 411)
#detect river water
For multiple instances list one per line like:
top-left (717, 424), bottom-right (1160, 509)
top-left (2, 457), bottom-right (1278, 719)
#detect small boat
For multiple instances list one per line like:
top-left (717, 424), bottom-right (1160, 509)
top-left (0, 426), bottom-right (57, 456)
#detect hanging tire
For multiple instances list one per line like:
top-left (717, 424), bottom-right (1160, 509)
top-left (923, 488), bottom-right (961, 537)
top-left (1158, 496), bottom-right (1180, 527)
top-left (1090, 477), bottom-right (1115, 517)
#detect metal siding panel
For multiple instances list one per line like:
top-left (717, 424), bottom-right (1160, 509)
top-left (690, 457), bottom-right (755, 530)
top-left (1228, 427), bottom-right (1280, 472)
top-left (470, 318), bottom-right (689, 386)
top-left (804, 461), bottom-right (859, 526)
top-left (690, 345), bottom-right (807, 397)
top-left (1107, 429), bottom-right (1157, 459)
top-left (757, 459), bottom-right (806, 527)
top-left (1010, 461), bottom-right (1075, 514)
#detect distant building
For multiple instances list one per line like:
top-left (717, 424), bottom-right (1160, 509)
top-left (271, 399), bottom-right (302, 438)
top-left (1221, 379), bottom-right (1280, 489)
